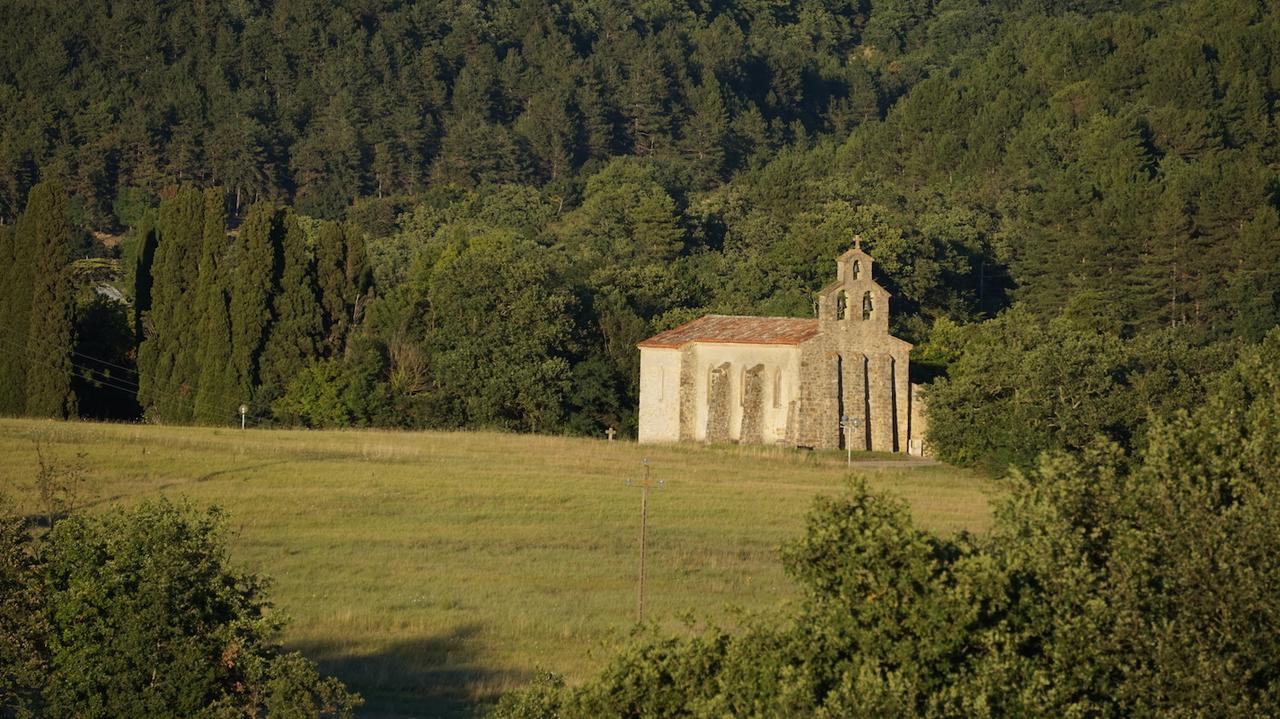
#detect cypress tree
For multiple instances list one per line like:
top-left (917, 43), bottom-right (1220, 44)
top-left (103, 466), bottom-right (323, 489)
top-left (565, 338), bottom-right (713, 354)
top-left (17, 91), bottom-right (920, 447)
top-left (136, 187), bottom-right (203, 422)
top-left (21, 181), bottom-right (77, 418)
top-left (228, 202), bottom-right (277, 413)
top-left (0, 218), bottom-right (30, 411)
top-left (0, 220), bottom-right (30, 414)
top-left (193, 189), bottom-right (237, 425)
top-left (125, 209), bottom-right (159, 344)
top-left (258, 210), bottom-right (324, 406)
top-left (315, 220), bottom-right (372, 356)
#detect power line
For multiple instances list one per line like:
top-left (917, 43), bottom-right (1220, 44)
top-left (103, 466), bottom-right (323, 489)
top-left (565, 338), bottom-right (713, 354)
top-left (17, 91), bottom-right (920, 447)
top-left (5, 332), bottom-right (267, 423)
top-left (0, 338), bottom-right (286, 428)
top-left (0, 338), bottom-right (148, 402)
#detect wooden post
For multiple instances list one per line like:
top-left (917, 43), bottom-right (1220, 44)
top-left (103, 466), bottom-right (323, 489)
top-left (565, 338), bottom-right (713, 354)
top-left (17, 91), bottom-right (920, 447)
top-left (637, 459), bottom-right (650, 622)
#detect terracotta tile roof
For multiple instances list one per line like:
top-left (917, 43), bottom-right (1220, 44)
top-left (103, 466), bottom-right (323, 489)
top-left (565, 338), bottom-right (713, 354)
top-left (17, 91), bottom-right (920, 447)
top-left (638, 314), bottom-right (819, 349)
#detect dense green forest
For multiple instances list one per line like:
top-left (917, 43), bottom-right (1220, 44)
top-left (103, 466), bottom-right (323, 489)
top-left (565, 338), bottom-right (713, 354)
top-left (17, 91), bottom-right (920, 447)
top-left (0, 0), bottom-right (1277, 467)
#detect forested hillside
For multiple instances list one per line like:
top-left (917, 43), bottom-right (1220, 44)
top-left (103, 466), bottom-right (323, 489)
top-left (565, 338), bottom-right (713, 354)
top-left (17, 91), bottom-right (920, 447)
top-left (0, 0), bottom-right (1277, 468)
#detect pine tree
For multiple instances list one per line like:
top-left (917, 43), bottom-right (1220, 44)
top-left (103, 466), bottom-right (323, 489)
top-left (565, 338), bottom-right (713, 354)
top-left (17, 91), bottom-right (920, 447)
top-left (228, 202), bottom-right (276, 414)
top-left (193, 189), bottom-right (237, 425)
top-left (622, 44), bottom-right (671, 157)
top-left (21, 181), bottom-right (77, 418)
top-left (0, 221), bottom-right (29, 414)
top-left (136, 187), bottom-right (203, 422)
top-left (258, 210), bottom-right (324, 406)
top-left (628, 191), bottom-right (684, 261)
top-left (679, 79), bottom-right (729, 186)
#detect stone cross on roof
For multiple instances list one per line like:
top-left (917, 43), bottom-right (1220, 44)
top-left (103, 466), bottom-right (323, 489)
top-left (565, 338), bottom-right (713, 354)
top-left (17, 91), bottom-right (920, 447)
top-left (853, 234), bottom-right (862, 250)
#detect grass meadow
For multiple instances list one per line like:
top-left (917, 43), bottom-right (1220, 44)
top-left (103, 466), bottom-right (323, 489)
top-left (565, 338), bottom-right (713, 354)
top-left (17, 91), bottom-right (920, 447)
top-left (0, 418), bottom-right (997, 718)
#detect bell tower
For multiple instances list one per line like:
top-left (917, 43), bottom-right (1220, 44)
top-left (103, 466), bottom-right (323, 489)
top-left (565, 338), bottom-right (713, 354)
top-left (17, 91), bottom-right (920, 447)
top-left (818, 235), bottom-right (890, 334)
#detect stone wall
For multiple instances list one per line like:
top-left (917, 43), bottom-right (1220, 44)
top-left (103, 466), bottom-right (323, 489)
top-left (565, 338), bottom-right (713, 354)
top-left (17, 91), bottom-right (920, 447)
top-left (705, 362), bottom-right (733, 443)
top-left (674, 343), bottom-right (802, 443)
top-left (909, 383), bottom-right (932, 457)
top-left (678, 345), bottom-right (698, 441)
top-left (739, 363), bottom-right (765, 444)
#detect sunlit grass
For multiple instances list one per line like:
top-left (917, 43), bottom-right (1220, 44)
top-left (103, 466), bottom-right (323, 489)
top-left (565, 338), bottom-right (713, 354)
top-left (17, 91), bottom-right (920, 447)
top-left (0, 418), bottom-right (997, 718)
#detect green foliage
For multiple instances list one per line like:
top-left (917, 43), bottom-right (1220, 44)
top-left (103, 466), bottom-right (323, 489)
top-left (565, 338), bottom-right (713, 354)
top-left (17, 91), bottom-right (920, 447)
top-left (314, 220), bottom-right (372, 356)
top-left (39, 499), bottom-right (361, 718)
top-left (258, 211), bottom-right (325, 406)
top-left (272, 337), bottom-right (398, 429)
top-left (0, 0), bottom-right (906, 219)
top-left (67, 292), bottom-right (142, 420)
top-left (925, 307), bottom-right (1235, 470)
top-left (420, 229), bottom-right (575, 431)
top-left (0, 221), bottom-right (27, 414)
top-left (19, 181), bottom-right (77, 418)
top-left (0, 502), bottom-right (46, 718)
top-left (193, 189), bottom-right (238, 425)
top-left (137, 187), bottom-right (205, 422)
top-left (228, 203), bottom-right (278, 415)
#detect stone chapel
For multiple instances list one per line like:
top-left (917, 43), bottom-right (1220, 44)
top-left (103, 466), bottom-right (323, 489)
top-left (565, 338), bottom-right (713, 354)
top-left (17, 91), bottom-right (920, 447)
top-left (636, 237), bottom-right (928, 454)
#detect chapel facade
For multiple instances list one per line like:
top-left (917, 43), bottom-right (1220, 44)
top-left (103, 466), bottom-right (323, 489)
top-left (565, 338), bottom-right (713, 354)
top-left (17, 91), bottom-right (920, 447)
top-left (636, 238), bottom-right (928, 454)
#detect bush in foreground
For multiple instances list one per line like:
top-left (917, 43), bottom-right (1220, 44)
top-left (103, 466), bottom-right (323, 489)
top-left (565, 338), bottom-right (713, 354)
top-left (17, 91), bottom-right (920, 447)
top-left (0, 499), bottom-right (360, 719)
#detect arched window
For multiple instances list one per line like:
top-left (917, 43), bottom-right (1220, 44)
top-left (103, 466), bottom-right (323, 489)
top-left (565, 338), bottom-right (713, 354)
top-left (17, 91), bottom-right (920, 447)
top-left (862, 291), bottom-right (873, 320)
top-left (836, 291), bottom-right (848, 320)
top-left (852, 259), bottom-right (861, 280)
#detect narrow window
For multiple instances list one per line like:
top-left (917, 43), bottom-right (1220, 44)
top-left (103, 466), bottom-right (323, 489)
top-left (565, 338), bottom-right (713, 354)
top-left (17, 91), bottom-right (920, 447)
top-left (852, 259), bottom-right (861, 280)
top-left (772, 368), bottom-right (782, 408)
top-left (862, 291), bottom-right (873, 321)
top-left (836, 291), bottom-right (848, 320)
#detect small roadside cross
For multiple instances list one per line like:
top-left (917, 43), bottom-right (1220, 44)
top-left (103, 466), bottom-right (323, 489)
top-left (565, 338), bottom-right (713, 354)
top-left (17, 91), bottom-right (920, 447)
top-left (606, 426), bottom-right (616, 442)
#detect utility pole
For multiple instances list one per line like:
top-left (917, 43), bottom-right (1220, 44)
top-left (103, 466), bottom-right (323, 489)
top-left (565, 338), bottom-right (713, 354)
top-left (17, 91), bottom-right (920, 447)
top-left (626, 458), bottom-right (663, 622)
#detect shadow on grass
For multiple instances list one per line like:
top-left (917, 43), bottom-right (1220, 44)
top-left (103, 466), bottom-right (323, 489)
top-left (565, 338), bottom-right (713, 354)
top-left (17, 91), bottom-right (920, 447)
top-left (292, 623), bottom-right (530, 719)
top-left (73, 459), bottom-right (295, 512)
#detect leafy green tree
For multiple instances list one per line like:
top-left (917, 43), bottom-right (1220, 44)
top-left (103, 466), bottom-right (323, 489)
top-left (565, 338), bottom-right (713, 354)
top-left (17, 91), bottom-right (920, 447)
top-left (421, 228), bottom-right (575, 431)
top-left (20, 181), bottom-right (78, 418)
top-left (72, 296), bottom-right (141, 420)
top-left (972, 331), bottom-right (1280, 716)
top-left (0, 500), bottom-right (46, 718)
top-left (273, 337), bottom-right (397, 429)
top-left (291, 92), bottom-right (366, 219)
top-left (41, 499), bottom-right (361, 718)
top-left (621, 43), bottom-right (671, 157)
top-left (925, 309), bottom-right (1131, 469)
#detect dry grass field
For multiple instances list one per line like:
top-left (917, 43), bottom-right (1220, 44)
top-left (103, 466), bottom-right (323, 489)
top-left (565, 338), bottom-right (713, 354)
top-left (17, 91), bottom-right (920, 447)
top-left (0, 418), bottom-right (998, 718)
